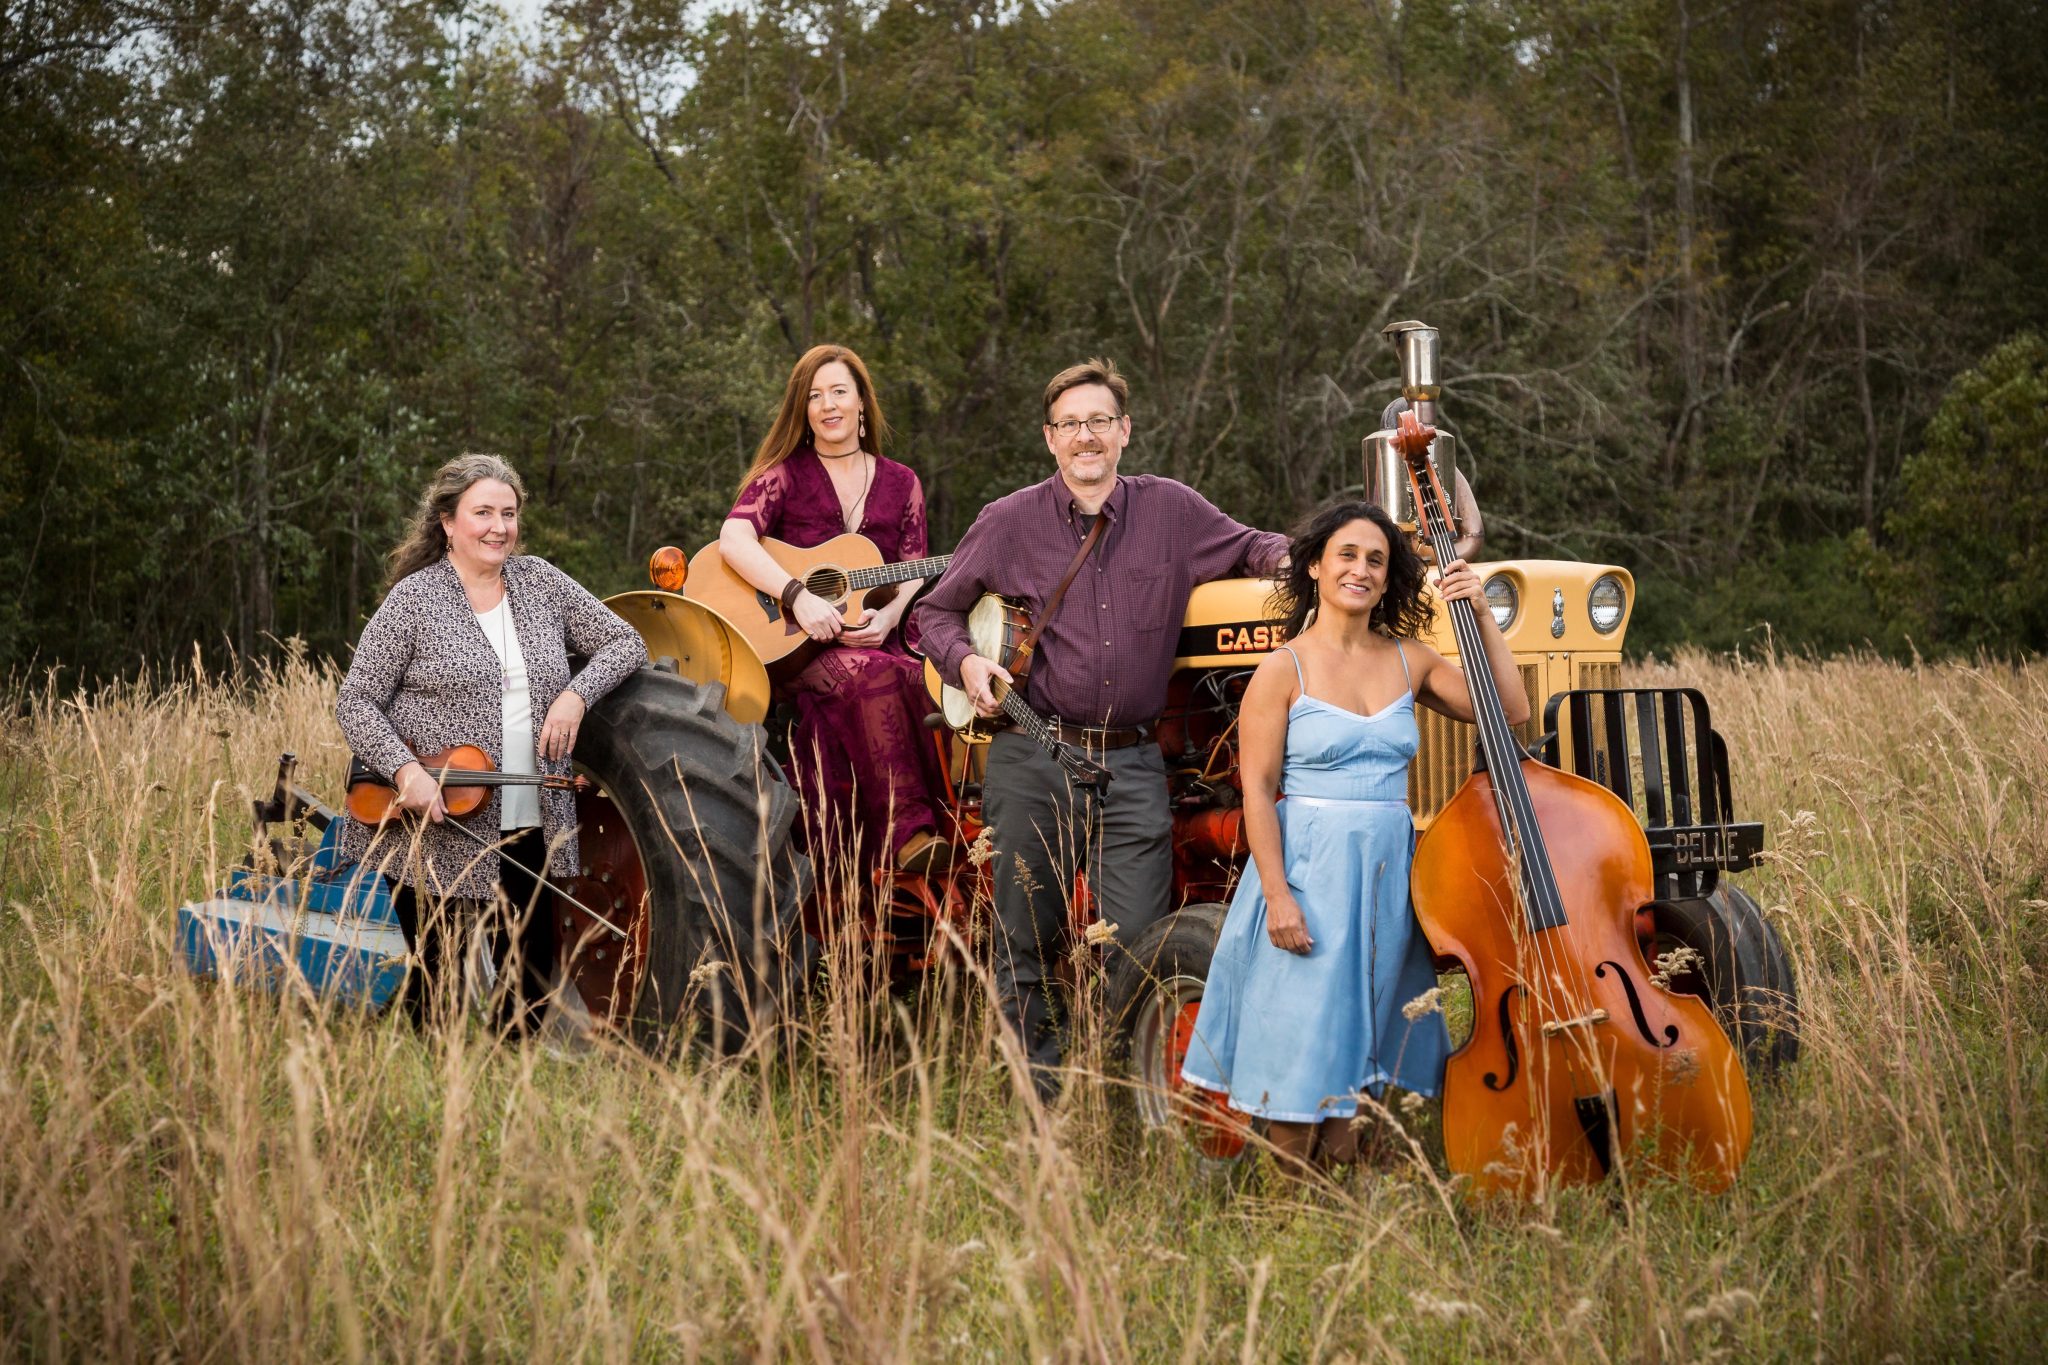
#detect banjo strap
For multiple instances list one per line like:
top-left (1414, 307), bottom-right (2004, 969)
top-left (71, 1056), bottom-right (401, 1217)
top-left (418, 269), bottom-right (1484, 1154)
top-left (1007, 514), bottom-right (1106, 673)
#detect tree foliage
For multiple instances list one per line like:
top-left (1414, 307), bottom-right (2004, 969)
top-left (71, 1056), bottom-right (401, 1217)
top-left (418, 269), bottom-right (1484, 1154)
top-left (3, 0), bottom-right (2043, 677)
top-left (1875, 332), bottom-right (2048, 655)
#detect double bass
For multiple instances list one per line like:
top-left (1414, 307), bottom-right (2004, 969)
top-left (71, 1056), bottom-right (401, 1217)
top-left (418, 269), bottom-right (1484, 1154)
top-left (1396, 410), bottom-right (1754, 1198)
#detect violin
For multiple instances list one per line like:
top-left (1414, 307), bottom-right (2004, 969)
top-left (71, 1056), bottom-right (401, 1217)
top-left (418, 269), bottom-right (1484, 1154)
top-left (345, 744), bottom-right (590, 825)
top-left (1396, 410), bottom-right (1753, 1198)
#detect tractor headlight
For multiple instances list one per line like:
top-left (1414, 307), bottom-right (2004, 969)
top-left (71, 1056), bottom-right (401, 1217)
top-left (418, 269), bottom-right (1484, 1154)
top-left (1588, 574), bottom-right (1626, 634)
top-left (1482, 574), bottom-right (1519, 631)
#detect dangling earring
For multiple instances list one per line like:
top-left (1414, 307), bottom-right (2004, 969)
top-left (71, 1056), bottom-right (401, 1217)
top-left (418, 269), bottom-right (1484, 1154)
top-left (858, 411), bottom-right (866, 440)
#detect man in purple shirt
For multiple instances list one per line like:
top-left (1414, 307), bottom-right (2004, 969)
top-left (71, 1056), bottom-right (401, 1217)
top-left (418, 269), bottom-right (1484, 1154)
top-left (916, 357), bottom-right (1288, 1097)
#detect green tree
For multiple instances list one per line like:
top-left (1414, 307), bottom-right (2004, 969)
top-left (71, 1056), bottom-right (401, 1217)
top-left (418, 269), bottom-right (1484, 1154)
top-left (5, 0), bottom-right (2047, 677)
top-left (1874, 333), bottom-right (2048, 655)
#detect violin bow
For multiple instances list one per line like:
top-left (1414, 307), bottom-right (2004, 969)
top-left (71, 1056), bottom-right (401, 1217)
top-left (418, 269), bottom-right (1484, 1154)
top-left (431, 816), bottom-right (631, 942)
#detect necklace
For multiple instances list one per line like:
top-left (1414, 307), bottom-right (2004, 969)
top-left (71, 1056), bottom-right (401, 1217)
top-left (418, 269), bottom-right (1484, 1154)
top-left (498, 600), bottom-right (514, 684)
top-left (482, 591), bottom-right (512, 685)
top-left (828, 451), bottom-right (873, 531)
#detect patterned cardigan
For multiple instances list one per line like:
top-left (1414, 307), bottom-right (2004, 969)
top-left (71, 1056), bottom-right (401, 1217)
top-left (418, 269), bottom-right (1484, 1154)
top-left (334, 554), bottom-right (643, 899)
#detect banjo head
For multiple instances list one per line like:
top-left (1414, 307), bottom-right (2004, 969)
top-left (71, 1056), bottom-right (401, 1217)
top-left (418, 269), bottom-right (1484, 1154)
top-left (932, 593), bottom-right (1024, 735)
top-left (966, 594), bottom-right (1012, 657)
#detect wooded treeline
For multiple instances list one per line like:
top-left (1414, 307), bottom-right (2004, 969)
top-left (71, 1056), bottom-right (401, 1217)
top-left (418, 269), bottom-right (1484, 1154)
top-left (5, 0), bottom-right (2044, 679)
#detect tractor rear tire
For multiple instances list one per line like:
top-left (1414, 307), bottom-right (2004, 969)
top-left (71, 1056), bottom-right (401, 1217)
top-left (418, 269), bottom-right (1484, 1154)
top-left (577, 667), bottom-right (813, 1053)
top-left (1646, 883), bottom-right (1800, 1080)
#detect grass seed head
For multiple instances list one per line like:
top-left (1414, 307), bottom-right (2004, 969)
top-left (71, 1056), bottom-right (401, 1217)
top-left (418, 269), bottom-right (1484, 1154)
top-left (1402, 986), bottom-right (1444, 1021)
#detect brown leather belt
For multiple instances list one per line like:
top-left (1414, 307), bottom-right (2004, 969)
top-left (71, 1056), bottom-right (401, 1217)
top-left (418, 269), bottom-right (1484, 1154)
top-left (1042, 719), bottom-right (1153, 751)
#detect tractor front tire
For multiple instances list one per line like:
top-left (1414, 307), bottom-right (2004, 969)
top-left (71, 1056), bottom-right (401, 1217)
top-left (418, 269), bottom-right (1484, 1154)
top-left (1105, 903), bottom-right (1252, 1162)
top-left (577, 667), bottom-right (813, 1053)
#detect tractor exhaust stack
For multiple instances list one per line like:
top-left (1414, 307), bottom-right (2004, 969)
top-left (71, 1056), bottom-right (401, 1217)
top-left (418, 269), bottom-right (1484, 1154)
top-left (1364, 319), bottom-right (1456, 533)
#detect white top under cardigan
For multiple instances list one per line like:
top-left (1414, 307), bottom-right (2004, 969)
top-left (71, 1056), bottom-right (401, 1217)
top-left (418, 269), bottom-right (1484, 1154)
top-left (474, 597), bottom-right (543, 831)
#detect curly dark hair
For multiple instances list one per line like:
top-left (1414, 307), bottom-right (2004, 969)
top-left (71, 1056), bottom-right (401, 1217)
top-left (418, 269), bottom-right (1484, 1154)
top-left (1268, 500), bottom-right (1434, 642)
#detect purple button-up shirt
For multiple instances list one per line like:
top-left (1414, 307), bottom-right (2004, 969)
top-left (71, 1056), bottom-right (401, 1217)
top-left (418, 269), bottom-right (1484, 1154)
top-left (916, 474), bottom-right (1289, 727)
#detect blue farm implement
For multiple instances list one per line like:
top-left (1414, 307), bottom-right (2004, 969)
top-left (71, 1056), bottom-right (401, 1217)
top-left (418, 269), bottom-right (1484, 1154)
top-left (176, 754), bottom-right (408, 1011)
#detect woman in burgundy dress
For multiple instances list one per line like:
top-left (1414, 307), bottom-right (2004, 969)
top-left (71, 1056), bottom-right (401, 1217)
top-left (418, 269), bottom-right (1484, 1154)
top-left (719, 344), bottom-right (953, 877)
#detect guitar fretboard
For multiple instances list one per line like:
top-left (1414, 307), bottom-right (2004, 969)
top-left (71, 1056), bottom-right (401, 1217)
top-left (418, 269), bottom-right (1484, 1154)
top-left (840, 554), bottom-right (950, 592)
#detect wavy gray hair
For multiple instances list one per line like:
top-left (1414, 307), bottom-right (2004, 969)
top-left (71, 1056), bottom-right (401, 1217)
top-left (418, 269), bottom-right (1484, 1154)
top-left (385, 453), bottom-right (527, 587)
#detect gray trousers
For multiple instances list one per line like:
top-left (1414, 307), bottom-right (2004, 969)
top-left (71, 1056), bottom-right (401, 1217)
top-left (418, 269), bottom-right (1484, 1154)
top-left (980, 729), bottom-right (1171, 1083)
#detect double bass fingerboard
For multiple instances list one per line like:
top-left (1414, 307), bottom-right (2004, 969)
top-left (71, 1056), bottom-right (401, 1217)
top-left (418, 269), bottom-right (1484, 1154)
top-left (1407, 454), bottom-right (1571, 934)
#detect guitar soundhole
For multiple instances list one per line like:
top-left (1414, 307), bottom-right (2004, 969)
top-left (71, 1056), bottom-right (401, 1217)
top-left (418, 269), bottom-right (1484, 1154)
top-left (809, 568), bottom-right (849, 604)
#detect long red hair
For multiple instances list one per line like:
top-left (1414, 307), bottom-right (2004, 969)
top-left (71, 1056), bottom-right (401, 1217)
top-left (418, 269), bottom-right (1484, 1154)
top-left (737, 344), bottom-right (891, 496)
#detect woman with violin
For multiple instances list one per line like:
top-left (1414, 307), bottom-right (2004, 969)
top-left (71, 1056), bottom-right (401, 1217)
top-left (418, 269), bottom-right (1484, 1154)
top-left (718, 344), bottom-right (951, 877)
top-left (336, 453), bottom-right (643, 1032)
top-left (1179, 500), bottom-right (1527, 1178)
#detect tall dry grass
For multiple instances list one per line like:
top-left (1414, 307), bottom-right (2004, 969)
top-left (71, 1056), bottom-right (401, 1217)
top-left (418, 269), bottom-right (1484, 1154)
top-left (0, 646), bottom-right (2042, 1360)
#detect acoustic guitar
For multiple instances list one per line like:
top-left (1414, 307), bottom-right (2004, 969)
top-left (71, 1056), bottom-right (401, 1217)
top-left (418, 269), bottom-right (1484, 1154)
top-left (683, 532), bottom-right (949, 671)
top-left (921, 594), bottom-right (1112, 792)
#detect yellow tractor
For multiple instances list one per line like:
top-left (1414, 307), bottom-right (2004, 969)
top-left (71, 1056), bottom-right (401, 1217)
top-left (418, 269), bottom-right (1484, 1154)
top-left (556, 328), bottom-right (1796, 1136)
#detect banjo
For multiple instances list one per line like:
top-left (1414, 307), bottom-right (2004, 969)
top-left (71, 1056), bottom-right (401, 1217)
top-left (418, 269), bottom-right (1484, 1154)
top-left (922, 594), bottom-right (1112, 792)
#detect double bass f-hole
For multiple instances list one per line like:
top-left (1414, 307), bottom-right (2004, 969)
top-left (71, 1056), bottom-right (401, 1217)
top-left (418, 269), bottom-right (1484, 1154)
top-left (1596, 961), bottom-right (1681, 1048)
top-left (1482, 983), bottom-right (1527, 1091)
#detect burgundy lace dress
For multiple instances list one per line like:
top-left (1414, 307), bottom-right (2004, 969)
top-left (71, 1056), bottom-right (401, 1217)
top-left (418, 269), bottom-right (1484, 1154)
top-left (728, 447), bottom-right (947, 875)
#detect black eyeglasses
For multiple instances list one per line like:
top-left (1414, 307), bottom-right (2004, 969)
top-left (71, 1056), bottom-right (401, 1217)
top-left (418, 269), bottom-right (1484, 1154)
top-left (1048, 415), bottom-right (1122, 439)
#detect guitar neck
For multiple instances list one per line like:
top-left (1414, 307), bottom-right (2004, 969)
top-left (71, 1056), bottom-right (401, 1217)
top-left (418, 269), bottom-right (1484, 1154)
top-left (842, 554), bottom-right (949, 593)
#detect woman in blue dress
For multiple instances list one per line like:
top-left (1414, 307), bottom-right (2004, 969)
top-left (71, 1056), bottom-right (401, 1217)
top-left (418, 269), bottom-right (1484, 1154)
top-left (1179, 500), bottom-right (1528, 1176)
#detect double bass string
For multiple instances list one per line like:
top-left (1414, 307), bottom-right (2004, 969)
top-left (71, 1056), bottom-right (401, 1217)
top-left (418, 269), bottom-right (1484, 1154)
top-left (1408, 446), bottom-right (1603, 1077)
top-left (1418, 473), bottom-right (1592, 1045)
top-left (1414, 481), bottom-right (1606, 1110)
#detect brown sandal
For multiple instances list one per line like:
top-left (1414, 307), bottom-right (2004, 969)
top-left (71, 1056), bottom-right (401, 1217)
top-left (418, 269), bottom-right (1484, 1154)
top-left (895, 831), bottom-right (955, 874)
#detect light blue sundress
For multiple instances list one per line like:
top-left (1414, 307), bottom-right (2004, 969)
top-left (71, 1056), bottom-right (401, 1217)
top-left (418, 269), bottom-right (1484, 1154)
top-left (1180, 643), bottom-right (1452, 1121)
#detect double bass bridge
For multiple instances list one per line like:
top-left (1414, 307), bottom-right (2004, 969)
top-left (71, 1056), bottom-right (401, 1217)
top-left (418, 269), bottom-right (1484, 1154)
top-left (1539, 1008), bottom-right (1610, 1038)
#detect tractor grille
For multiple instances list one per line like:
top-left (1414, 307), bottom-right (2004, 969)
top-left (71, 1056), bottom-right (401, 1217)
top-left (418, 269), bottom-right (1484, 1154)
top-left (1577, 661), bottom-right (1623, 691)
top-left (1408, 662), bottom-right (1544, 820)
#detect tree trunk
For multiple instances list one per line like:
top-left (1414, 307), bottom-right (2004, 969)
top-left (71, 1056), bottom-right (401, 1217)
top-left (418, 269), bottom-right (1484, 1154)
top-left (1671, 0), bottom-right (1702, 485)
top-left (1853, 235), bottom-right (1881, 532)
top-left (246, 326), bottom-right (286, 655)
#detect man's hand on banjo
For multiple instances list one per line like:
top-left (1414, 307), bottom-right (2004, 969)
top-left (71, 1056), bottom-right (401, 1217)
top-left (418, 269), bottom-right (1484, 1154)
top-left (960, 654), bottom-right (1013, 719)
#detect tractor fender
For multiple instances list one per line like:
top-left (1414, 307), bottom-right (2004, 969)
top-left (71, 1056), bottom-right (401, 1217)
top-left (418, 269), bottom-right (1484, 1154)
top-left (601, 590), bottom-right (773, 726)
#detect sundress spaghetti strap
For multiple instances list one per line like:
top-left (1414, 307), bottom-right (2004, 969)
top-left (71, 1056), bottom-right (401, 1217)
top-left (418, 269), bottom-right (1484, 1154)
top-left (1180, 639), bottom-right (1450, 1119)
top-left (1281, 643), bottom-right (1306, 692)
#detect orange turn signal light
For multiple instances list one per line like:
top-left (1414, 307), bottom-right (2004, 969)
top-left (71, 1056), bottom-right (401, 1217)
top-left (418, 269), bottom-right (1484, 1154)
top-left (648, 546), bottom-right (688, 592)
